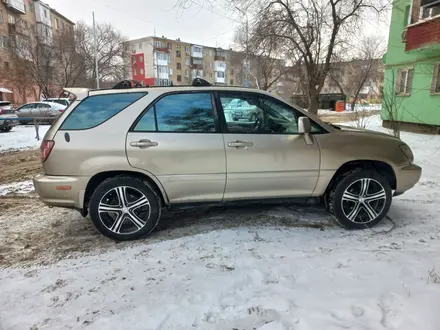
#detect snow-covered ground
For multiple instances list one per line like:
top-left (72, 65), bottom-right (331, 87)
top-left (1, 116), bottom-right (440, 330)
top-left (0, 125), bottom-right (49, 152)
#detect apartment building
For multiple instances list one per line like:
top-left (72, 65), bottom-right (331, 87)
top-left (0, 0), bottom-right (74, 103)
top-left (127, 36), bottom-right (232, 86)
top-left (382, 0), bottom-right (440, 130)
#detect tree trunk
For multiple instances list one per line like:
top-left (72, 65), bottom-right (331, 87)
top-left (308, 89), bottom-right (320, 115)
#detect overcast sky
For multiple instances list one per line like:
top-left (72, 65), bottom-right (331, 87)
top-left (44, 0), bottom-right (241, 48)
top-left (44, 0), bottom-right (390, 49)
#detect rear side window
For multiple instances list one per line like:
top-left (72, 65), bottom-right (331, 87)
top-left (60, 92), bottom-right (146, 130)
top-left (134, 92), bottom-right (215, 133)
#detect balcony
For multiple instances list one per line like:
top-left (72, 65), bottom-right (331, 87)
top-left (214, 61), bottom-right (226, 72)
top-left (191, 45), bottom-right (203, 58)
top-left (214, 55), bottom-right (225, 61)
top-left (4, 0), bottom-right (26, 14)
top-left (405, 7), bottom-right (440, 51)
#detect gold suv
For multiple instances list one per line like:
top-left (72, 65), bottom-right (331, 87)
top-left (33, 80), bottom-right (421, 241)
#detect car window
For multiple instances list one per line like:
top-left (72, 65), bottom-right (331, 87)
top-left (60, 93), bottom-right (146, 130)
top-left (37, 103), bottom-right (51, 109)
top-left (18, 104), bottom-right (34, 111)
top-left (219, 93), bottom-right (321, 134)
top-left (134, 92), bottom-right (216, 133)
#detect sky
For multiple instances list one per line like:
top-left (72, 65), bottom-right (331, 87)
top-left (43, 0), bottom-right (390, 50)
top-left (43, 0), bottom-right (242, 48)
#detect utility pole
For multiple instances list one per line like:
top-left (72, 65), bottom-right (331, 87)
top-left (236, 6), bottom-right (249, 88)
top-left (93, 12), bottom-right (100, 89)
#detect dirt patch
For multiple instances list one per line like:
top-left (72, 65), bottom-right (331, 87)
top-left (0, 196), bottom-right (333, 268)
top-left (0, 149), bottom-right (42, 185)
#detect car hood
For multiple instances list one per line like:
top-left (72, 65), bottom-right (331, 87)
top-left (331, 124), bottom-right (399, 140)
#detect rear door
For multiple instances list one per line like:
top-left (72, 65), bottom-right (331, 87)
top-left (126, 91), bottom-right (227, 204)
top-left (216, 91), bottom-right (321, 200)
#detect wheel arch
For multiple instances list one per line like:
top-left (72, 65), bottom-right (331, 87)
top-left (82, 170), bottom-right (169, 216)
top-left (325, 160), bottom-right (397, 196)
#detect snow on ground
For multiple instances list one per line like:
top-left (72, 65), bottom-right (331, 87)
top-left (1, 115), bottom-right (440, 330)
top-left (0, 180), bottom-right (34, 196)
top-left (0, 125), bottom-right (49, 152)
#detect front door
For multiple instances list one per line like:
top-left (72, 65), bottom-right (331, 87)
top-left (126, 92), bottom-right (226, 203)
top-left (216, 92), bottom-right (321, 200)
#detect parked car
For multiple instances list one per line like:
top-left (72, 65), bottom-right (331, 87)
top-left (222, 98), bottom-right (261, 122)
top-left (33, 79), bottom-right (422, 241)
top-left (16, 101), bottom-right (67, 124)
top-left (43, 98), bottom-right (71, 107)
top-left (0, 101), bottom-right (18, 132)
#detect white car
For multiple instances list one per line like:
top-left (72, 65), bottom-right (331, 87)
top-left (16, 101), bottom-right (67, 124)
top-left (0, 101), bottom-right (18, 132)
top-left (222, 98), bottom-right (261, 122)
top-left (43, 98), bottom-right (71, 107)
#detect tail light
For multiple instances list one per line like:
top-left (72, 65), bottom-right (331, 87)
top-left (0, 108), bottom-right (4, 114)
top-left (40, 140), bottom-right (55, 162)
top-left (59, 110), bottom-right (64, 113)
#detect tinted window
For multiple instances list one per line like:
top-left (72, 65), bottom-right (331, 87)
top-left (134, 108), bottom-right (155, 131)
top-left (61, 93), bottom-right (146, 130)
top-left (51, 99), bottom-right (69, 106)
top-left (141, 93), bottom-right (215, 133)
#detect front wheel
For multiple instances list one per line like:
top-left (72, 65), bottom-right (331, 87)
top-left (89, 176), bottom-right (162, 241)
top-left (0, 127), bottom-right (12, 132)
top-left (327, 169), bottom-right (392, 229)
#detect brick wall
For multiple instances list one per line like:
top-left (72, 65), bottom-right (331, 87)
top-left (406, 16), bottom-right (440, 51)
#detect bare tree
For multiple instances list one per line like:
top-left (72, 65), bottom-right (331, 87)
top-left (234, 24), bottom-right (293, 90)
top-left (9, 23), bottom-right (58, 99)
top-left (329, 36), bottom-right (385, 111)
top-left (0, 60), bottom-right (37, 104)
top-left (75, 22), bottom-right (129, 88)
top-left (53, 29), bottom-right (86, 88)
top-left (381, 71), bottom-right (403, 138)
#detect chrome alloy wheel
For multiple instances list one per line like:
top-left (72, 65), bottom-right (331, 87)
top-left (341, 178), bottom-right (387, 224)
top-left (98, 186), bottom-right (151, 235)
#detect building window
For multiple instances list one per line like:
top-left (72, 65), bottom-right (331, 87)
top-left (0, 36), bottom-right (7, 48)
top-left (8, 14), bottom-right (15, 24)
top-left (177, 44), bottom-right (181, 48)
top-left (54, 18), bottom-right (59, 30)
top-left (217, 72), bottom-right (225, 78)
top-left (0, 10), bottom-right (3, 24)
top-left (157, 53), bottom-right (169, 61)
top-left (185, 58), bottom-right (190, 65)
top-left (138, 43), bottom-right (142, 51)
top-left (29, 2), bottom-right (34, 12)
top-left (420, 3), bottom-right (440, 20)
top-left (396, 68), bottom-right (413, 95)
top-left (209, 49), bottom-right (213, 56)
top-left (185, 46), bottom-right (189, 54)
top-left (193, 46), bottom-right (202, 53)
top-left (230, 69), bottom-right (234, 75)
top-left (140, 68), bottom-right (144, 75)
top-left (177, 62), bottom-right (181, 70)
top-left (431, 63), bottom-right (440, 93)
top-left (177, 75), bottom-right (182, 82)
top-left (139, 55), bottom-right (144, 63)
top-left (185, 69), bottom-right (189, 77)
top-left (230, 79), bottom-right (234, 85)
top-left (44, 9), bottom-right (48, 18)
top-left (154, 41), bottom-right (163, 48)
top-left (167, 42), bottom-right (172, 49)
top-left (210, 73), bottom-right (213, 78)
top-left (176, 50), bottom-right (181, 58)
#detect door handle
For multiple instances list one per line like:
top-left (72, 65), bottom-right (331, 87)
top-left (130, 139), bottom-right (158, 149)
top-left (227, 140), bottom-right (254, 148)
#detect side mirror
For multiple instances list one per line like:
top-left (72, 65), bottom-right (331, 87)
top-left (298, 116), bottom-right (311, 134)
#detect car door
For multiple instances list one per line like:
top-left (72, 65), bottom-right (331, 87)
top-left (34, 103), bottom-right (52, 119)
top-left (16, 104), bottom-right (35, 118)
top-left (216, 91), bottom-right (321, 200)
top-left (126, 91), bottom-right (227, 204)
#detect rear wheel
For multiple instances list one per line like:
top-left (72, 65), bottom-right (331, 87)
top-left (327, 169), bottom-right (392, 229)
top-left (89, 176), bottom-right (161, 241)
top-left (0, 127), bottom-right (12, 132)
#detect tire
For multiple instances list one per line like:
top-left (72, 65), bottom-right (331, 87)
top-left (89, 176), bottom-right (162, 241)
top-left (0, 127), bottom-right (12, 132)
top-left (327, 169), bottom-right (392, 229)
top-left (250, 114), bottom-right (257, 122)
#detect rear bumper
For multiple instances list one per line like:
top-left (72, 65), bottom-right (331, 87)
top-left (33, 174), bottom-right (89, 209)
top-left (0, 118), bottom-right (19, 127)
top-left (394, 163), bottom-right (422, 195)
